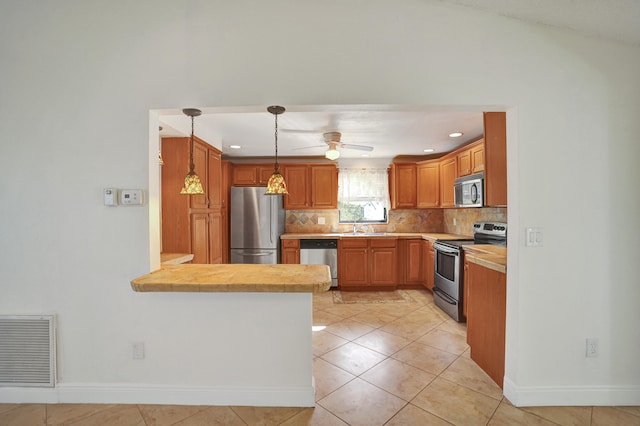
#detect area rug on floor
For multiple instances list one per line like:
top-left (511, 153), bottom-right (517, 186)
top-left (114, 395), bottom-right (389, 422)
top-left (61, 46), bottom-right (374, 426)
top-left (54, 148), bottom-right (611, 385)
top-left (332, 290), bottom-right (415, 304)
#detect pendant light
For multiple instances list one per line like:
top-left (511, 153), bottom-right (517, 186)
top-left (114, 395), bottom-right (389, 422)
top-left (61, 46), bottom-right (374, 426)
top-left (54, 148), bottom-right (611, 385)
top-left (265, 105), bottom-right (288, 195)
top-left (180, 108), bottom-right (205, 195)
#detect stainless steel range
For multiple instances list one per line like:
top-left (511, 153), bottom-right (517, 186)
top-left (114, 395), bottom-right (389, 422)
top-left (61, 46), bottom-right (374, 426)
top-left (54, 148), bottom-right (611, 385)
top-left (433, 221), bottom-right (507, 322)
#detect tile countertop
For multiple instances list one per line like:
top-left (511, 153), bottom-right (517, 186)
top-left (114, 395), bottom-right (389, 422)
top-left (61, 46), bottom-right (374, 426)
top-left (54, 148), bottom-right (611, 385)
top-left (131, 264), bottom-right (332, 293)
top-left (464, 245), bottom-right (507, 274)
top-left (281, 232), bottom-right (471, 241)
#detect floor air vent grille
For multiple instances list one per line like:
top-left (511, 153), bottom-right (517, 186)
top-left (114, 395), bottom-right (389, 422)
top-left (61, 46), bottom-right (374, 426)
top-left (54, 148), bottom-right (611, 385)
top-left (0, 315), bottom-right (55, 387)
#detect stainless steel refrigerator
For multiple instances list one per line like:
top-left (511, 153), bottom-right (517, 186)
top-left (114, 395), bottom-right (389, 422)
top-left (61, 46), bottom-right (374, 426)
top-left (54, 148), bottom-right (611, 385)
top-left (230, 186), bottom-right (286, 264)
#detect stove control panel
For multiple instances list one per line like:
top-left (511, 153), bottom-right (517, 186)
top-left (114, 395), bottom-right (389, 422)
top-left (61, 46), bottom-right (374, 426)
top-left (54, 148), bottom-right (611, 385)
top-left (473, 221), bottom-right (507, 237)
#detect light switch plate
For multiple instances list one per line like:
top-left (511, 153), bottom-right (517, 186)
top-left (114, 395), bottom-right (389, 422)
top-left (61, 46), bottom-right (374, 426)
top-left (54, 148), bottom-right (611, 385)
top-left (525, 227), bottom-right (543, 247)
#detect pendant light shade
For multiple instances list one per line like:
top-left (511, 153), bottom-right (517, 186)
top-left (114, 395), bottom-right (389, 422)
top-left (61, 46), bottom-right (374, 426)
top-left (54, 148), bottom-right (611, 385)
top-left (266, 105), bottom-right (288, 195)
top-left (180, 108), bottom-right (205, 195)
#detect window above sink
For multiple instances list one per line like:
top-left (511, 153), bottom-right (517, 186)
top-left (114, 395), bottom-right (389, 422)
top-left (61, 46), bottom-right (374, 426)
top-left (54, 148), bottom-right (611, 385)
top-left (338, 168), bottom-right (390, 224)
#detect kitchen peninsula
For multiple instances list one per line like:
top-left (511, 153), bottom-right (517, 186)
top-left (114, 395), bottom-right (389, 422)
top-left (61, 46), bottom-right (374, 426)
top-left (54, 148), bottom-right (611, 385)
top-left (129, 264), bottom-right (331, 407)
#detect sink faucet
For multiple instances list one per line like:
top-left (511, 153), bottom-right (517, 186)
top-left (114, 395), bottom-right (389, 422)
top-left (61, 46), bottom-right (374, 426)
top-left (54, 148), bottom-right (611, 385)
top-left (353, 223), bottom-right (369, 233)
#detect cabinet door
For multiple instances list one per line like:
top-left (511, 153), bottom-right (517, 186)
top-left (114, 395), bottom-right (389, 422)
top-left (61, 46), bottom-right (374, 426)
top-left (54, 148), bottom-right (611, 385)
top-left (439, 157), bottom-right (457, 208)
top-left (457, 149), bottom-right (472, 177)
top-left (232, 165), bottom-right (258, 186)
top-left (283, 165), bottom-right (309, 209)
top-left (208, 210), bottom-right (223, 264)
top-left (483, 112), bottom-right (507, 206)
top-left (207, 149), bottom-right (222, 208)
top-left (471, 142), bottom-right (485, 173)
top-left (391, 163), bottom-right (417, 209)
top-left (466, 262), bottom-right (507, 388)
top-left (311, 165), bottom-right (338, 208)
top-left (340, 248), bottom-right (368, 286)
top-left (370, 247), bottom-right (397, 286)
top-left (281, 239), bottom-right (300, 264)
top-left (416, 161), bottom-right (440, 208)
top-left (190, 213), bottom-right (209, 264)
top-left (424, 241), bottom-right (435, 291)
top-left (404, 239), bottom-right (423, 284)
top-left (190, 141), bottom-right (209, 210)
top-left (258, 165), bottom-right (275, 185)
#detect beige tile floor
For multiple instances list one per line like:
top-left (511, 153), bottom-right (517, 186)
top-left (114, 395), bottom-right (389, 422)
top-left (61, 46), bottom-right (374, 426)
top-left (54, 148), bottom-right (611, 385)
top-left (1, 288), bottom-right (639, 425)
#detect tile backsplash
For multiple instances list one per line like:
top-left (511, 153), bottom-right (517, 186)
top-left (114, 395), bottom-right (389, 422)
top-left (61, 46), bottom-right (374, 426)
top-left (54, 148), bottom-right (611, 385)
top-left (285, 207), bottom-right (507, 236)
top-left (285, 209), bottom-right (444, 233)
top-left (443, 207), bottom-right (507, 236)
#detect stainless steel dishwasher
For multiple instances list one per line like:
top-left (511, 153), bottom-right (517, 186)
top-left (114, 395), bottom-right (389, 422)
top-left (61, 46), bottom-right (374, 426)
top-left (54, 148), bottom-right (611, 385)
top-left (299, 239), bottom-right (338, 288)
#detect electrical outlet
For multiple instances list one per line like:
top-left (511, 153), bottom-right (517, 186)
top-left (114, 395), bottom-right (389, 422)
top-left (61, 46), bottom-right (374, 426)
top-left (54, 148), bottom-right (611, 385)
top-left (132, 342), bottom-right (145, 359)
top-left (586, 338), bottom-right (599, 358)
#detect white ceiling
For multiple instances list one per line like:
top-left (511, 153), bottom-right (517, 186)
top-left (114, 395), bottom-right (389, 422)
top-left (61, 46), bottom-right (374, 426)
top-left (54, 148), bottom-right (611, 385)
top-left (158, 0), bottom-right (640, 161)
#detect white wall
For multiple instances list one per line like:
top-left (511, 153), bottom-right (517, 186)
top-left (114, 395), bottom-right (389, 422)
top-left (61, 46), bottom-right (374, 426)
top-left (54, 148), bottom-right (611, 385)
top-left (0, 0), bottom-right (638, 406)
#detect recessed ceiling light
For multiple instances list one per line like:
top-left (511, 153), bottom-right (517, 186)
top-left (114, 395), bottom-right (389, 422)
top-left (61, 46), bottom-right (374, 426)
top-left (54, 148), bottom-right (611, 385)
top-left (229, 145), bottom-right (241, 149)
top-left (360, 153), bottom-right (369, 157)
top-left (449, 132), bottom-right (463, 138)
top-left (423, 148), bottom-right (435, 153)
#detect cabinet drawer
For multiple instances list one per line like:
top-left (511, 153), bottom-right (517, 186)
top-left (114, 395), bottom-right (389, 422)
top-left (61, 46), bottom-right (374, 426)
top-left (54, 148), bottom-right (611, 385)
top-left (282, 239), bottom-right (300, 248)
top-left (340, 239), bottom-right (368, 248)
top-left (370, 239), bottom-right (397, 248)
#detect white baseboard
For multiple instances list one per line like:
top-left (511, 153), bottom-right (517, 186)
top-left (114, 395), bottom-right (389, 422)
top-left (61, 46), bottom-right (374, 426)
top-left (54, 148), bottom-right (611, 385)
top-left (0, 382), bottom-right (316, 407)
top-left (503, 377), bottom-right (640, 407)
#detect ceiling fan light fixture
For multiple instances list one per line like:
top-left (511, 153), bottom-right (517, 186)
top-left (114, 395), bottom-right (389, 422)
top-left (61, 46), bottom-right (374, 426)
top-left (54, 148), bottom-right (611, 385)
top-left (325, 142), bottom-right (340, 160)
top-left (180, 108), bottom-right (205, 195)
top-left (266, 105), bottom-right (288, 195)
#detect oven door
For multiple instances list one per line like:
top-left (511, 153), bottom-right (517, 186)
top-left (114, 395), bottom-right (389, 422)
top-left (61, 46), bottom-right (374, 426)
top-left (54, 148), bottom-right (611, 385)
top-left (433, 287), bottom-right (462, 322)
top-left (433, 244), bottom-right (461, 299)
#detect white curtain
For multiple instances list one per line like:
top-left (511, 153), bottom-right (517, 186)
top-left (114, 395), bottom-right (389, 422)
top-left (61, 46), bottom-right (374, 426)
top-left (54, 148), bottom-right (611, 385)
top-left (338, 168), bottom-right (391, 210)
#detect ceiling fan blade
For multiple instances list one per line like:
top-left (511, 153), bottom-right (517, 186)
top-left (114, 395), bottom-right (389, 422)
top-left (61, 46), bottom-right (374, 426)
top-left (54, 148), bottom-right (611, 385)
top-left (291, 144), bottom-right (326, 150)
top-left (341, 143), bottom-right (374, 152)
top-left (280, 129), bottom-right (322, 134)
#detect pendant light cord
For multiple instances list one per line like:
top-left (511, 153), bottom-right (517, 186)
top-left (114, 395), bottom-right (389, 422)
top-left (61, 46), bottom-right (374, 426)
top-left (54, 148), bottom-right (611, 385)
top-left (189, 115), bottom-right (195, 172)
top-left (273, 112), bottom-right (280, 172)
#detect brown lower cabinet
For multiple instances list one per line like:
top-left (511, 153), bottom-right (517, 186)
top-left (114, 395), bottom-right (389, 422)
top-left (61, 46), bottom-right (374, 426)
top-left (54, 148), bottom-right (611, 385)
top-left (465, 260), bottom-right (506, 388)
top-left (423, 240), bottom-right (435, 291)
top-left (281, 239), bottom-right (300, 264)
top-left (398, 239), bottom-right (424, 287)
top-left (339, 238), bottom-right (397, 290)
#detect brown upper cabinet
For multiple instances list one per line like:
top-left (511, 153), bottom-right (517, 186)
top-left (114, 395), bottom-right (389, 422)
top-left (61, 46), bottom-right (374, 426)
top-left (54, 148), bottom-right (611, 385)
top-left (457, 139), bottom-right (485, 177)
top-left (416, 160), bottom-right (440, 208)
top-left (282, 163), bottom-right (338, 210)
top-left (232, 163), bottom-right (275, 186)
top-left (483, 112), bottom-right (507, 206)
top-left (439, 156), bottom-right (457, 208)
top-left (390, 163), bottom-right (417, 209)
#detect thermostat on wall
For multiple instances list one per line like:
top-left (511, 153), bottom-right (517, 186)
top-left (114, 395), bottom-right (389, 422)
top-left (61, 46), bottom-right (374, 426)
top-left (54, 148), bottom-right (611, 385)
top-left (120, 189), bottom-right (144, 206)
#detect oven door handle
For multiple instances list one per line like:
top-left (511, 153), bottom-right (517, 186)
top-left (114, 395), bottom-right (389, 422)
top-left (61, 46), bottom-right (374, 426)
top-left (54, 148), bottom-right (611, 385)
top-left (434, 245), bottom-right (459, 255)
top-left (433, 287), bottom-right (457, 305)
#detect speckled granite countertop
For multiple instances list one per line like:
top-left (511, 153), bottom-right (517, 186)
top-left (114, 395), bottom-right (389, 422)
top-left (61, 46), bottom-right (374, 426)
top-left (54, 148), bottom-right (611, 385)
top-left (131, 264), bottom-right (332, 293)
top-left (160, 253), bottom-right (194, 264)
top-left (464, 245), bottom-right (507, 273)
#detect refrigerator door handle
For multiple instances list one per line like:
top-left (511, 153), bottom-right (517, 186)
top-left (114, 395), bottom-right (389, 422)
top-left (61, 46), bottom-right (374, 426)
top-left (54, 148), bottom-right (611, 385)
top-left (270, 197), bottom-right (275, 245)
top-left (238, 251), bottom-right (271, 257)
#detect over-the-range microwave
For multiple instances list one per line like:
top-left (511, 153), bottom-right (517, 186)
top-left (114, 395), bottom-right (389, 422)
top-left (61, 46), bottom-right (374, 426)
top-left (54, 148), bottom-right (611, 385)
top-left (454, 172), bottom-right (484, 207)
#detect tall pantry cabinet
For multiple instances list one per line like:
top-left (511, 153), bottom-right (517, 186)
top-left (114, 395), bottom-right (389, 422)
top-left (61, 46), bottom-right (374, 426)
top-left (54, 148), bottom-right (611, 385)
top-left (161, 136), bottom-right (227, 264)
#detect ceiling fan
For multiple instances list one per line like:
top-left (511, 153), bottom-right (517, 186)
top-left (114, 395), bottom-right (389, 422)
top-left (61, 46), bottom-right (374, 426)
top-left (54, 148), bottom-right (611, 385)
top-left (293, 131), bottom-right (374, 160)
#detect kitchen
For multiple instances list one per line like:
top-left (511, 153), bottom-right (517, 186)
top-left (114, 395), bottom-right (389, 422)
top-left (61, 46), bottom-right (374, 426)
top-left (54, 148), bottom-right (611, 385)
top-left (3, 0), bottom-right (639, 421)
top-left (158, 107), bottom-right (509, 390)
